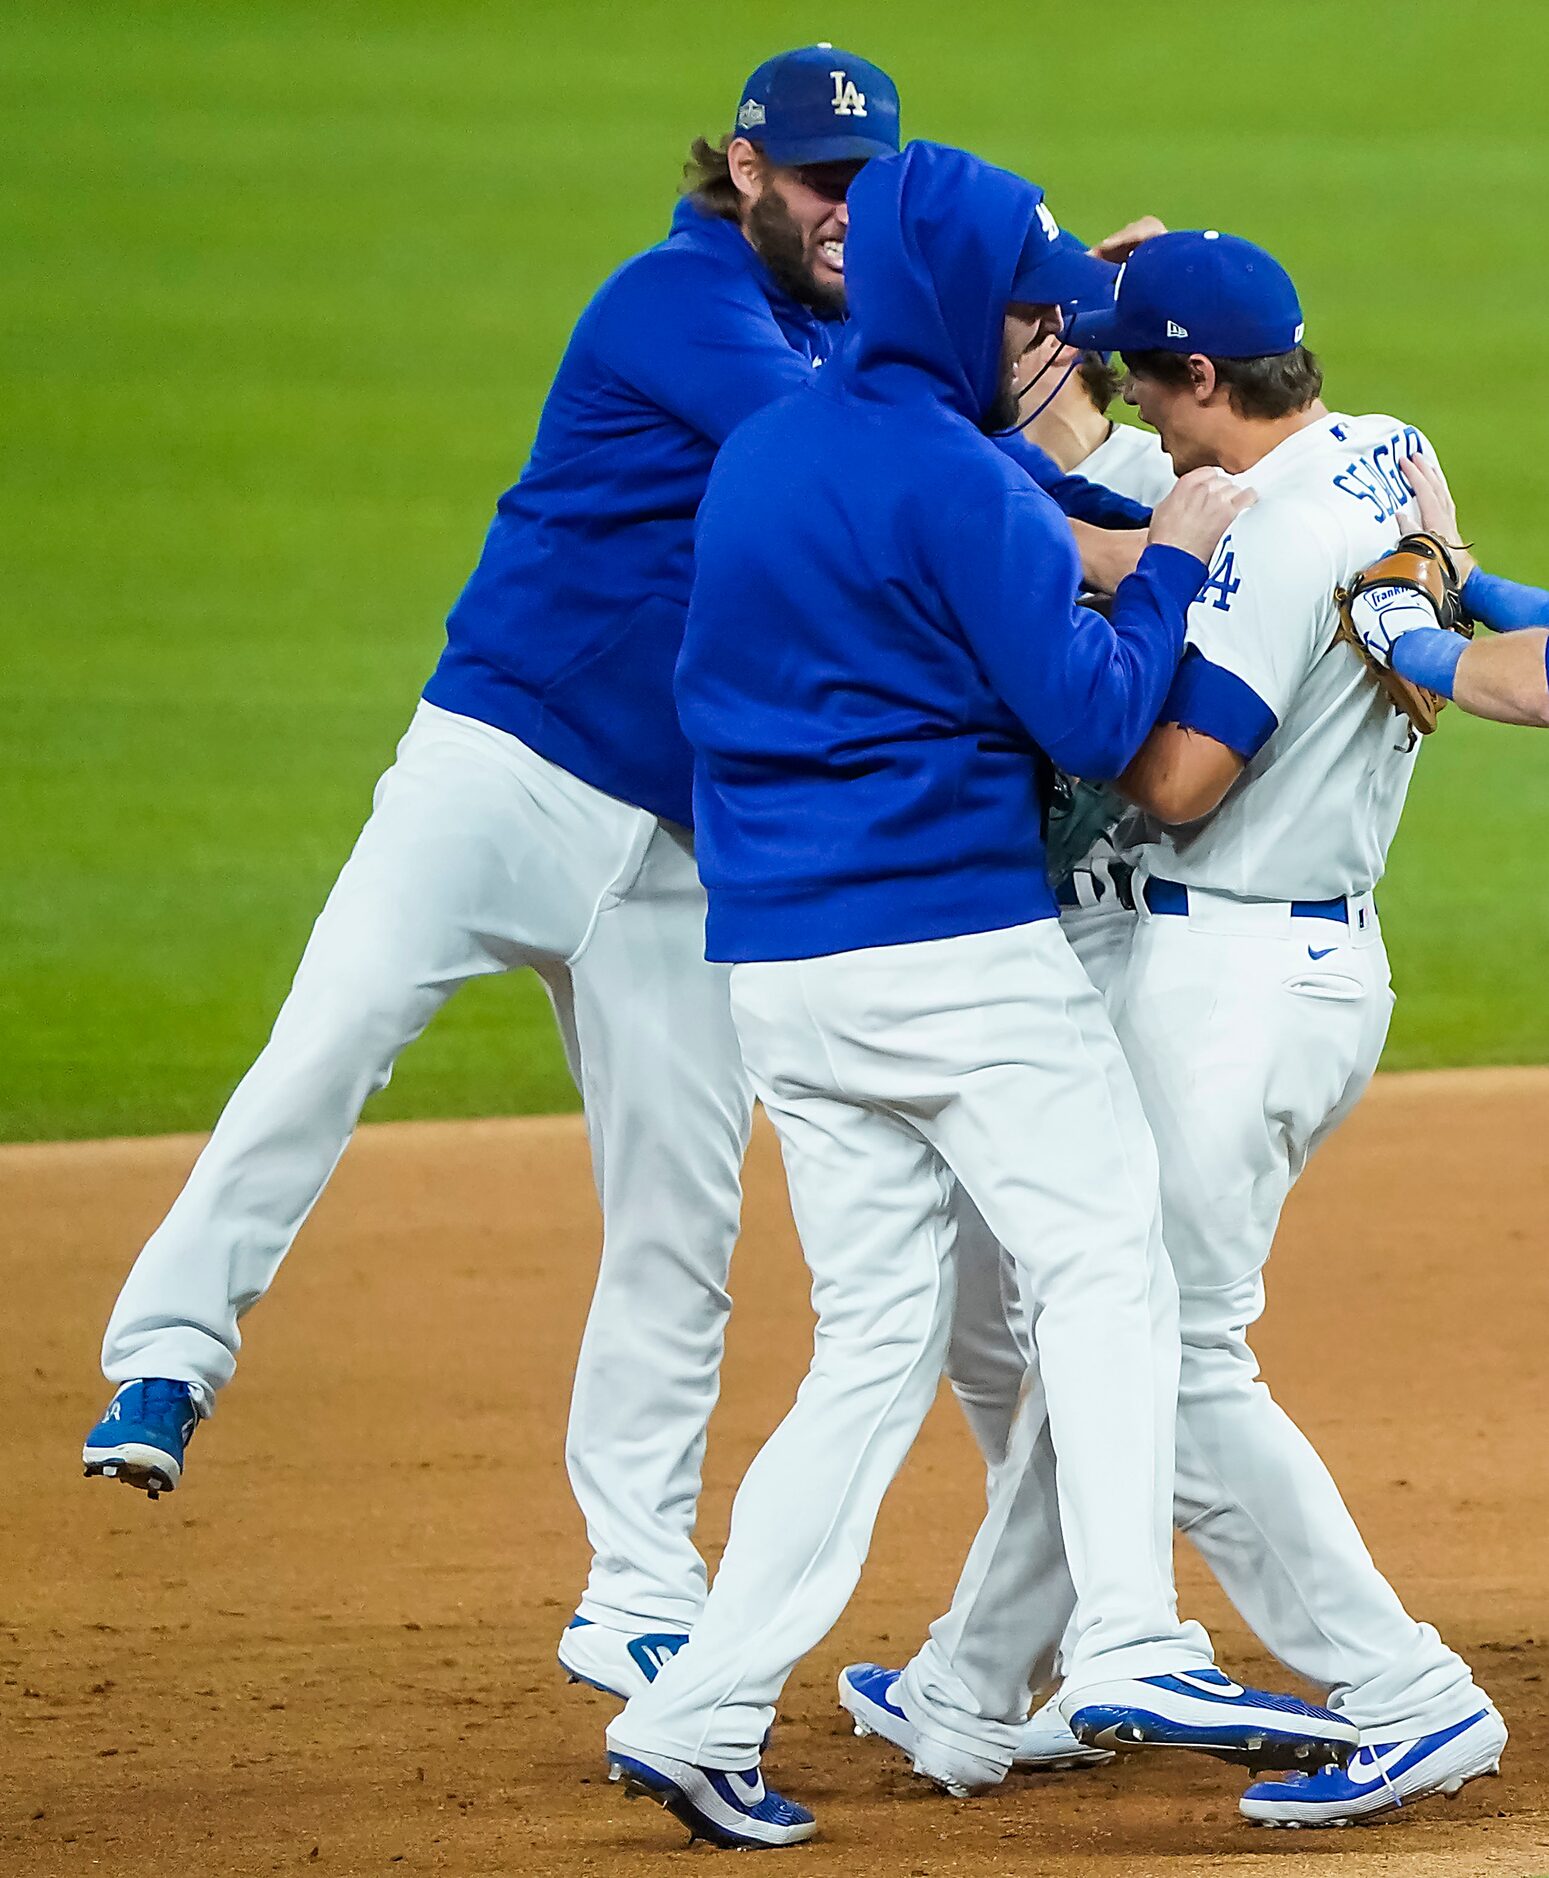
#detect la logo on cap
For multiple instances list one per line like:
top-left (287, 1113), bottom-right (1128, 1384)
top-left (830, 69), bottom-right (867, 116)
top-left (1035, 201), bottom-right (1060, 244)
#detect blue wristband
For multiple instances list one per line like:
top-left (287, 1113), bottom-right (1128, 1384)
top-left (1390, 626), bottom-right (1466, 698)
top-left (1462, 568), bottom-right (1549, 632)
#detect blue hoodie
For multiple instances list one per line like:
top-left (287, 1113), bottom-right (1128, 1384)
top-left (676, 143), bottom-right (1206, 963)
top-left (422, 196), bottom-right (1148, 827)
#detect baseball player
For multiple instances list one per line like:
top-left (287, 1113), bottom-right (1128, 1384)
top-left (599, 145), bottom-right (1354, 1852)
top-left (81, 45), bottom-right (905, 1706)
top-left (847, 231), bottom-right (1505, 1830)
top-left (1345, 452), bottom-right (1549, 725)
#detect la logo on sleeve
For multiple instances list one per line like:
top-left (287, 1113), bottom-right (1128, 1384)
top-left (830, 70), bottom-right (868, 116)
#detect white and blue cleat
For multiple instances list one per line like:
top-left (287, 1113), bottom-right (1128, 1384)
top-left (608, 1747), bottom-right (816, 1849)
top-left (82, 1379), bottom-right (199, 1499)
top-left (1239, 1704), bottom-right (1507, 1827)
top-left (839, 1662), bottom-right (1111, 1795)
top-left (558, 1615), bottom-right (690, 1702)
top-left (1062, 1668), bottom-right (1359, 1772)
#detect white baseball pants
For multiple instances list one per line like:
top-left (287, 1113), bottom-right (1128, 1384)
top-left (916, 886), bottom-right (1484, 1743)
top-left (607, 921), bottom-right (1213, 1772)
top-left (1120, 888), bottom-right (1483, 1735)
top-left (945, 897), bottom-right (1136, 1464)
top-left (101, 701), bottom-right (751, 1634)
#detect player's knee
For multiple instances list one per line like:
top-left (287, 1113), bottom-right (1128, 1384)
top-left (814, 1290), bottom-right (943, 1379)
top-left (271, 968), bottom-right (424, 1076)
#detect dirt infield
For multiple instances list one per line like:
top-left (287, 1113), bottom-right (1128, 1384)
top-left (6, 1070), bottom-right (1549, 1877)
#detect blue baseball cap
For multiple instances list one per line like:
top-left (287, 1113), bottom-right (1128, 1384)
top-left (1064, 230), bottom-right (1306, 359)
top-left (1008, 199), bottom-right (1118, 319)
top-left (733, 45), bottom-right (900, 165)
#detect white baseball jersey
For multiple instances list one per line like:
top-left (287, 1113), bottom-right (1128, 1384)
top-left (1079, 419), bottom-right (1177, 509)
top-left (1138, 411), bottom-right (1433, 902)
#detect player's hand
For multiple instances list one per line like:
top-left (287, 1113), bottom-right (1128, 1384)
top-left (1401, 453), bottom-right (1478, 581)
top-left (1089, 216), bottom-right (1167, 263)
top-left (1147, 468), bottom-right (1257, 564)
top-left (1070, 519), bottom-right (1145, 594)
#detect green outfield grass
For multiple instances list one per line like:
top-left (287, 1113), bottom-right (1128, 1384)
top-left (5, 0), bottom-right (1549, 1140)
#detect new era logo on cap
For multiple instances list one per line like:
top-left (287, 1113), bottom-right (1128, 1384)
top-left (1166, 319), bottom-right (1189, 338)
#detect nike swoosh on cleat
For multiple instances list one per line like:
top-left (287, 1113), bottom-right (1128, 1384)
top-left (1343, 1741), bottom-right (1420, 1787)
top-left (1173, 1670), bottom-right (1247, 1699)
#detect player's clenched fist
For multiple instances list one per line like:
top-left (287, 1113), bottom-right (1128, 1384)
top-left (1147, 467), bottom-right (1256, 563)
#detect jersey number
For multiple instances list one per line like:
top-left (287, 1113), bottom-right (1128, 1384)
top-left (1200, 546), bottom-right (1241, 612)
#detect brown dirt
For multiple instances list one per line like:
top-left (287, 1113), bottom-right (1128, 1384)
top-left (5, 1070), bottom-right (1549, 1878)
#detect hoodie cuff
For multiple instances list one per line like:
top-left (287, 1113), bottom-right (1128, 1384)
top-left (1136, 543), bottom-right (1209, 606)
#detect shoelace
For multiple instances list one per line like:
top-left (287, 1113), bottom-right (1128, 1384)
top-left (1359, 1743), bottom-right (1403, 1807)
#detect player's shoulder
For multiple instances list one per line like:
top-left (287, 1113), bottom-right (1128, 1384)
top-left (1089, 421), bottom-right (1167, 469)
top-left (589, 218), bottom-right (763, 331)
top-left (1081, 422), bottom-right (1174, 505)
top-left (1221, 479), bottom-right (1340, 563)
top-left (1301, 411), bottom-right (1440, 562)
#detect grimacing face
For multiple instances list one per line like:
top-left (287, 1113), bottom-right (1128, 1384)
top-left (729, 139), bottom-right (860, 317)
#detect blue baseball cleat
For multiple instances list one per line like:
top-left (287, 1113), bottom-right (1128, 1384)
top-left (839, 1662), bottom-right (1109, 1793)
top-left (82, 1379), bottom-right (199, 1499)
top-left (558, 1615), bottom-right (690, 1702)
top-left (608, 1747), bottom-right (816, 1848)
top-left (1062, 1668), bottom-right (1358, 1771)
top-left (1239, 1704), bottom-right (1507, 1827)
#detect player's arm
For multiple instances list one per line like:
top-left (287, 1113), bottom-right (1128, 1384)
top-left (997, 432), bottom-right (1151, 528)
top-left (1069, 520), bottom-right (1146, 594)
top-left (933, 468), bottom-right (1251, 780)
top-left (591, 252), bottom-right (820, 444)
top-left (1454, 632), bottom-right (1549, 727)
top-left (1347, 589), bottom-right (1549, 729)
top-left (1120, 721), bottom-right (1243, 824)
top-left (1119, 498), bottom-right (1327, 824)
top-left (1401, 451), bottom-right (1549, 632)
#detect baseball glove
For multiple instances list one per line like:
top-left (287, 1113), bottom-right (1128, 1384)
top-left (1334, 531), bottom-right (1473, 735)
top-left (1047, 774), bottom-right (1127, 888)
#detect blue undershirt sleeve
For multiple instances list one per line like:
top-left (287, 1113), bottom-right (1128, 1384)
top-left (1390, 626), bottom-right (1467, 698)
top-left (1159, 646), bottom-right (1279, 757)
top-left (996, 433), bottom-right (1151, 528)
top-left (1462, 568), bottom-right (1549, 633)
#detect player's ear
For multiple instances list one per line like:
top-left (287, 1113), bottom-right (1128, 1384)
top-left (727, 137), bottom-right (766, 204)
top-left (1187, 355), bottom-right (1218, 404)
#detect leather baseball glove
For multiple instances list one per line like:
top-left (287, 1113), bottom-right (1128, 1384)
top-left (1334, 531), bottom-right (1473, 735)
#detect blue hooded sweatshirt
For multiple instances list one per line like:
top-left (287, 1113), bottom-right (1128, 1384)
top-left (675, 143), bottom-right (1207, 963)
top-left (422, 195), bottom-right (1148, 827)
